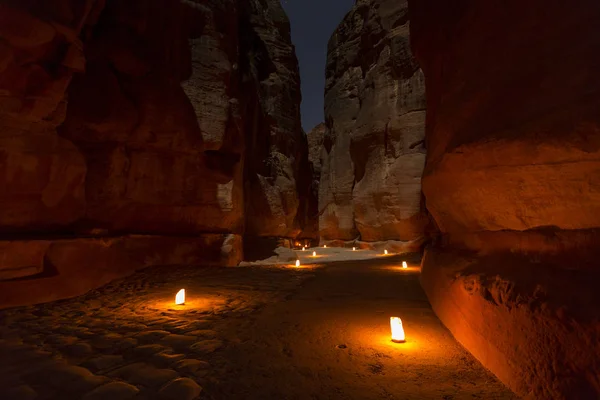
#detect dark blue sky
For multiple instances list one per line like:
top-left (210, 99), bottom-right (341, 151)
top-left (282, 0), bottom-right (356, 132)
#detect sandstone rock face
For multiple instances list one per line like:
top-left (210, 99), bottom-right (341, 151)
top-left (0, 1), bottom-right (95, 232)
top-left (299, 123), bottom-right (326, 240)
top-left (59, 0), bottom-right (245, 236)
top-left (0, 0), bottom-right (308, 308)
top-left (410, 0), bottom-right (600, 397)
top-left (307, 123), bottom-right (326, 181)
top-left (241, 0), bottom-right (309, 239)
top-left (0, 234), bottom-right (242, 309)
top-left (319, 0), bottom-right (427, 243)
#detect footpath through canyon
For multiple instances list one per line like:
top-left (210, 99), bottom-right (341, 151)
top-left (0, 250), bottom-right (515, 400)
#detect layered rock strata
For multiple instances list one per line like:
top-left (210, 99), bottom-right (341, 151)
top-left (0, 0), bottom-right (308, 308)
top-left (319, 0), bottom-right (428, 244)
top-left (410, 0), bottom-right (600, 397)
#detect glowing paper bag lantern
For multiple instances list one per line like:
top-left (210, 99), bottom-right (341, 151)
top-left (384, 249), bottom-right (388, 255)
top-left (390, 317), bottom-right (405, 343)
top-left (324, 245), bottom-right (327, 248)
top-left (402, 261), bottom-right (408, 269)
top-left (175, 289), bottom-right (185, 305)
top-left (312, 251), bottom-right (316, 256)
top-left (302, 246), bottom-right (306, 251)
top-left (352, 247), bottom-right (356, 251)
top-left (295, 260), bottom-right (300, 267)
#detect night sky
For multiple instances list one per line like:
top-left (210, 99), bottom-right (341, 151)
top-left (282, 0), bottom-right (356, 133)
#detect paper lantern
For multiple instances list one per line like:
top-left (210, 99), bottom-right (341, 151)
top-left (390, 317), bottom-right (405, 343)
top-left (402, 261), bottom-right (408, 269)
top-left (352, 247), bottom-right (356, 251)
top-left (295, 260), bottom-right (300, 267)
top-left (175, 289), bottom-right (185, 305)
top-left (312, 251), bottom-right (316, 256)
top-left (384, 249), bottom-right (388, 255)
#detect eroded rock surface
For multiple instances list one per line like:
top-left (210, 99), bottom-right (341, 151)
top-left (319, 0), bottom-right (427, 243)
top-left (241, 0), bottom-right (309, 239)
top-left (410, 0), bottom-right (600, 397)
top-left (307, 123), bottom-right (326, 181)
top-left (0, 0), bottom-right (309, 308)
top-left (299, 123), bottom-right (326, 240)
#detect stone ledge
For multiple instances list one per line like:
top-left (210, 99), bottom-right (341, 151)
top-left (0, 234), bottom-right (242, 309)
top-left (421, 246), bottom-right (600, 399)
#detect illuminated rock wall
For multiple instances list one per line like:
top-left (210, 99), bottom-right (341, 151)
top-left (318, 0), bottom-right (429, 245)
top-left (410, 0), bottom-right (600, 397)
top-left (0, 0), bottom-right (308, 307)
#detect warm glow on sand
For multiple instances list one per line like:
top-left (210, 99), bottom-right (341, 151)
top-left (295, 259), bottom-right (300, 267)
top-left (175, 289), bottom-right (185, 305)
top-left (402, 261), bottom-right (408, 269)
top-left (390, 317), bottom-right (405, 343)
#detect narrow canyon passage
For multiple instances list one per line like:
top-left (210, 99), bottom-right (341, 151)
top-left (203, 254), bottom-right (516, 399)
top-left (0, 252), bottom-right (514, 399)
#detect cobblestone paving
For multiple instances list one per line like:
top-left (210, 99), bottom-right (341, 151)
top-left (0, 264), bottom-right (317, 400)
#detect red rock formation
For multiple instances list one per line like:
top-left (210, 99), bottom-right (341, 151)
top-left (410, 0), bottom-right (600, 397)
top-left (0, 0), bottom-right (308, 308)
top-left (319, 0), bottom-right (428, 244)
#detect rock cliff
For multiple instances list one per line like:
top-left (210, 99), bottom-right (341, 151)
top-left (240, 0), bottom-right (308, 239)
top-left (298, 123), bottom-right (325, 240)
top-left (0, 0), bottom-right (308, 308)
top-left (307, 123), bottom-right (326, 184)
top-left (319, 0), bottom-right (428, 244)
top-left (410, 0), bottom-right (600, 397)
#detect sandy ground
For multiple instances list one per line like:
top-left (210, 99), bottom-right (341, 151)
top-left (202, 250), bottom-right (516, 400)
top-left (0, 248), bottom-right (516, 400)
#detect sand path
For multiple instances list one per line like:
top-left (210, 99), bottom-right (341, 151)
top-left (0, 249), bottom-right (516, 400)
top-left (202, 251), bottom-right (516, 400)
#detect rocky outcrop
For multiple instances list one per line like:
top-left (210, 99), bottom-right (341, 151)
top-left (0, 0), bottom-right (308, 308)
top-left (410, 0), bottom-right (600, 398)
top-left (319, 0), bottom-right (428, 244)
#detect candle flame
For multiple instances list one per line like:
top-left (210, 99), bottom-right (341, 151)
top-left (175, 289), bottom-right (185, 305)
top-left (402, 261), bottom-right (408, 269)
top-left (390, 317), bottom-right (405, 343)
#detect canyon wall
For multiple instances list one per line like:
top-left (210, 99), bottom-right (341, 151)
top-left (240, 0), bottom-right (308, 240)
top-left (0, 0), bottom-right (308, 308)
top-left (298, 123), bottom-right (325, 241)
top-left (410, 0), bottom-right (600, 398)
top-left (319, 0), bottom-right (428, 246)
